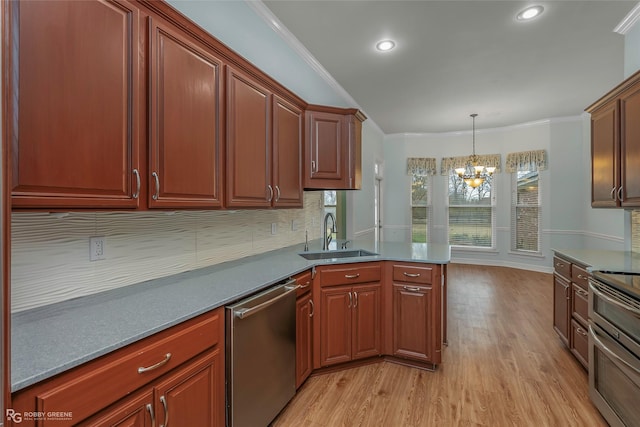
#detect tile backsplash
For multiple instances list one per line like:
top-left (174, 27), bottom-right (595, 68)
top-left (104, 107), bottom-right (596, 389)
top-left (11, 193), bottom-right (323, 312)
top-left (633, 210), bottom-right (640, 253)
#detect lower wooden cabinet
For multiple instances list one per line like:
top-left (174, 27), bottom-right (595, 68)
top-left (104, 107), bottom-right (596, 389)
top-left (296, 292), bottom-right (313, 388)
top-left (552, 273), bottom-right (571, 347)
top-left (319, 284), bottom-right (381, 367)
top-left (11, 309), bottom-right (225, 427)
top-left (392, 284), bottom-right (434, 362)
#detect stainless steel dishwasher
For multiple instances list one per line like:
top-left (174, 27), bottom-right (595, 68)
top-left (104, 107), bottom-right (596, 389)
top-left (226, 278), bottom-right (297, 427)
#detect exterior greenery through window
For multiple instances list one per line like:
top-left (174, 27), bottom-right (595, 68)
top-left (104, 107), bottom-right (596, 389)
top-left (324, 190), bottom-right (339, 241)
top-left (512, 171), bottom-right (540, 252)
top-left (447, 172), bottom-right (494, 248)
top-left (411, 174), bottom-right (430, 242)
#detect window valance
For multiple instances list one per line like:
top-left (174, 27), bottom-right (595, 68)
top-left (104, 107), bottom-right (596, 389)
top-left (440, 154), bottom-right (501, 175)
top-left (407, 157), bottom-right (437, 176)
top-left (505, 149), bottom-right (547, 172)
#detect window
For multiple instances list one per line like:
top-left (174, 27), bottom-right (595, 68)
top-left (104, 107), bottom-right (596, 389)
top-left (411, 174), bottom-right (431, 242)
top-left (512, 170), bottom-right (540, 253)
top-left (447, 172), bottom-right (495, 248)
top-left (324, 190), bottom-right (346, 241)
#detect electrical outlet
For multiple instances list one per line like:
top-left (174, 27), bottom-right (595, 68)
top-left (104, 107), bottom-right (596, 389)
top-left (271, 223), bottom-right (277, 235)
top-left (90, 236), bottom-right (106, 261)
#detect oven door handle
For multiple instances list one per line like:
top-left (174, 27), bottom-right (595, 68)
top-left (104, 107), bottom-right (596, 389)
top-left (589, 324), bottom-right (640, 376)
top-left (589, 281), bottom-right (640, 319)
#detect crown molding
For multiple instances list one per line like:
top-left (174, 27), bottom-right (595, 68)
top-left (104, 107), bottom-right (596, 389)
top-left (614, 2), bottom-right (640, 34)
top-left (247, 1), bottom-right (384, 136)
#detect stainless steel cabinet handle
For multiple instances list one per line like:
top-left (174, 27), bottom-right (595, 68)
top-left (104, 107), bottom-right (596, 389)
top-left (275, 185), bottom-right (281, 202)
top-left (589, 325), bottom-right (640, 375)
top-left (353, 291), bottom-right (358, 308)
top-left (576, 327), bottom-right (587, 336)
top-left (345, 273), bottom-right (360, 279)
top-left (311, 160), bottom-right (317, 173)
top-left (347, 291), bottom-right (352, 308)
top-left (138, 353), bottom-right (171, 374)
top-left (577, 274), bottom-right (588, 280)
top-left (309, 299), bottom-right (314, 317)
top-left (267, 184), bottom-right (274, 202)
top-left (132, 169), bottom-right (141, 199)
top-left (234, 285), bottom-right (299, 319)
top-left (618, 186), bottom-right (624, 202)
top-left (555, 262), bottom-right (565, 268)
top-left (576, 288), bottom-right (588, 297)
top-left (152, 172), bottom-right (160, 201)
top-left (146, 403), bottom-right (155, 427)
top-left (403, 286), bottom-right (422, 292)
top-left (611, 186), bottom-right (617, 201)
top-left (299, 281), bottom-right (310, 289)
top-left (403, 272), bottom-right (421, 278)
top-left (160, 395), bottom-right (169, 427)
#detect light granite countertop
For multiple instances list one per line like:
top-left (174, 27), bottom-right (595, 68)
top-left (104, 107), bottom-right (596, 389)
top-left (552, 248), bottom-right (640, 273)
top-left (11, 240), bottom-right (450, 392)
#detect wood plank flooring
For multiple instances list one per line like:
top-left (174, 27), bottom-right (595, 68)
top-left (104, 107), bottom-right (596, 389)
top-left (272, 264), bottom-right (607, 427)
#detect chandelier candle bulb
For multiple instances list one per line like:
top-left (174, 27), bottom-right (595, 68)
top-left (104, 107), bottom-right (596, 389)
top-left (457, 113), bottom-right (494, 188)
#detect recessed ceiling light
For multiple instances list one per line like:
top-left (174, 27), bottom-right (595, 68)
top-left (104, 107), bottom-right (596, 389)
top-left (516, 5), bottom-right (544, 21)
top-left (375, 40), bottom-right (395, 52)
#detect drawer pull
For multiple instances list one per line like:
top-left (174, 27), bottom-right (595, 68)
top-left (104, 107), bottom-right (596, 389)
top-left (555, 262), bottom-right (565, 268)
top-left (403, 272), bottom-right (421, 278)
top-left (577, 274), bottom-right (588, 280)
top-left (299, 281), bottom-right (311, 289)
top-left (160, 395), bottom-right (169, 427)
top-left (576, 327), bottom-right (587, 336)
top-left (146, 403), bottom-right (155, 426)
top-left (403, 286), bottom-right (422, 292)
top-left (138, 353), bottom-right (172, 374)
top-left (345, 273), bottom-right (360, 279)
top-left (576, 288), bottom-right (588, 297)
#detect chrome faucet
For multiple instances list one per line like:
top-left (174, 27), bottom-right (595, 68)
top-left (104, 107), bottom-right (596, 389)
top-left (322, 212), bottom-right (337, 250)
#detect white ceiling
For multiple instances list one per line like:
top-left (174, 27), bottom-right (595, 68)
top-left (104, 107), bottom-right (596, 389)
top-left (262, 0), bottom-right (637, 133)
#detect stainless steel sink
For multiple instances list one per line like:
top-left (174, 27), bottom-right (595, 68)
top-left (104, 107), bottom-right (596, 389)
top-left (298, 249), bottom-right (378, 260)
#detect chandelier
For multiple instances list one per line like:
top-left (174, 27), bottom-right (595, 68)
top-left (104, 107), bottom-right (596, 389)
top-left (455, 113), bottom-right (495, 188)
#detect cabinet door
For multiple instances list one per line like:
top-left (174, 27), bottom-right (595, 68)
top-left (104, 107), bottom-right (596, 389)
top-left (320, 287), bottom-right (352, 366)
top-left (305, 111), bottom-right (347, 188)
top-left (273, 96), bottom-right (303, 208)
top-left (78, 390), bottom-right (154, 427)
top-left (154, 349), bottom-right (224, 427)
top-left (149, 18), bottom-right (223, 208)
top-left (553, 273), bottom-right (571, 347)
top-left (620, 83), bottom-right (640, 207)
top-left (296, 293), bottom-right (313, 388)
top-left (392, 283), bottom-right (433, 362)
top-left (352, 284), bottom-right (381, 360)
top-left (12, 0), bottom-right (141, 208)
top-left (226, 67), bottom-right (272, 208)
top-left (590, 101), bottom-right (619, 208)
top-left (570, 319), bottom-right (589, 369)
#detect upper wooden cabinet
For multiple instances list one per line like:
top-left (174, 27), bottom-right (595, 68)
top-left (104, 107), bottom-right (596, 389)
top-left (587, 69), bottom-right (640, 208)
top-left (10, 0), bottom-right (142, 208)
top-left (226, 68), bottom-right (303, 208)
top-left (304, 106), bottom-right (366, 190)
top-left (148, 17), bottom-right (224, 209)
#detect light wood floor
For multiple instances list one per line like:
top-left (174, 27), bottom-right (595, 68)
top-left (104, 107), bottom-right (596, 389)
top-left (272, 264), bottom-right (607, 427)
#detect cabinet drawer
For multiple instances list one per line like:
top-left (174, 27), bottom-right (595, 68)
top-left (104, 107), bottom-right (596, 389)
top-left (570, 319), bottom-right (589, 369)
top-left (553, 256), bottom-right (571, 279)
top-left (392, 264), bottom-right (434, 285)
top-left (571, 283), bottom-right (589, 325)
top-left (319, 264), bottom-right (381, 286)
top-left (571, 264), bottom-right (590, 290)
top-left (294, 270), bottom-right (313, 297)
top-left (16, 309), bottom-right (222, 425)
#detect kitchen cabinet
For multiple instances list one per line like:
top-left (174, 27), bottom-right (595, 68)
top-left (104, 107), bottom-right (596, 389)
top-left (10, 0), bottom-right (142, 209)
top-left (226, 68), bottom-right (304, 208)
top-left (304, 106), bottom-right (366, 190)
top-left (316, 264), bottom-right (381, 367)
top-left (148, 16), bottom-right (224, 208)
top-left (391, 263), bottom-right (441, 365)
top-left (10, 308), bottom-right (225, 427)
top-left (552, 253), bottom-right (590, 369)
top-left (294, 270), bottom-right (313, 388)
top-left (587, 69), bottom-right (640, 208)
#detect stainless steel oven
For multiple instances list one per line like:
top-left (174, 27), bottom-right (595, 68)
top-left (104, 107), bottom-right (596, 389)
top-left (589, 272), bottom-right (640, 427)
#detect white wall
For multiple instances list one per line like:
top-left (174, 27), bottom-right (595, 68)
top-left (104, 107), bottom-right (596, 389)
top-left (382, 117), bottom-right (625, 272)
top-left (624, 14), bottom-right (640, 77)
